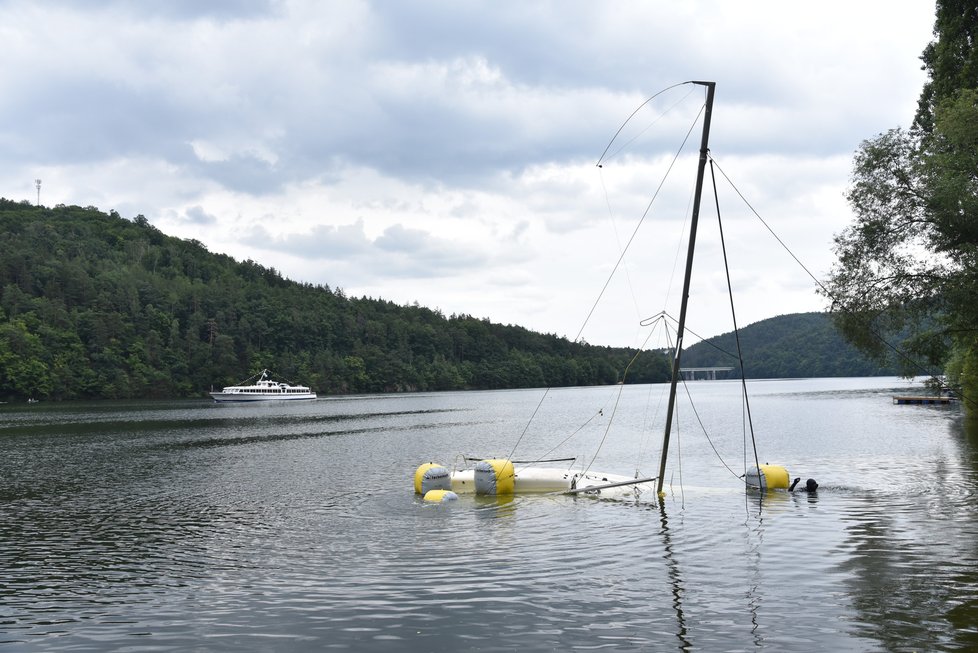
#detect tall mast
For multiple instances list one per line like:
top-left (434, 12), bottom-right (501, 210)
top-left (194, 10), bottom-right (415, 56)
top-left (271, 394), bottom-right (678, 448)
top-left (656, 81), bottom-right (716, 495)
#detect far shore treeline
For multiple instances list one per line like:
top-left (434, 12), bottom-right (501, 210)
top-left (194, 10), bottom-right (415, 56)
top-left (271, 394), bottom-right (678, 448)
top-left (1, 200), bottom-right (889, 401)
top-left (0, 200), bottom-right (671, 400)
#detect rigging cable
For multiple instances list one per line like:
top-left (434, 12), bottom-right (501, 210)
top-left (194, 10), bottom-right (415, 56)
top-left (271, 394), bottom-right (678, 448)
top-left (596, 82), bottom-right (695, 166)
top-left (709, 155), bottom-right (973, 411)
top-left (641, 317), bottom-right (745, 496)
top-left (522, 402), bottom-right (611, 469)
top-left (643, 310), bottom-right (747, 482)
top-left (709, 159), bottom-right (762, 479)
top-left (579, 321), bottom-right (660, 478)
top-left (597, 85), bottom-right (700, 337)
top-left (575, 101), bottom-right (704, 345)
top-left (507, 84), bottom-right (706, 462)
top-left (659, 310), bottom-right (747, 485)
top-left (635, 313), bottom-right (673, 470)
top-left (678, 373), bottom-right (745, 481)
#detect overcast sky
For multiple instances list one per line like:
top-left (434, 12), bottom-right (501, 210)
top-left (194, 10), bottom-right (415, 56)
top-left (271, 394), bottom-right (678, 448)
top-left (1, 1), bottom-right (936, 348)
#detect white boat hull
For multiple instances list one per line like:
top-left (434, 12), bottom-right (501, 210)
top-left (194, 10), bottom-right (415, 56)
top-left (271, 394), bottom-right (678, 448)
top-left (450, 466), bottom-right (645, 495)
top-left (209, 369), bottom-right (317, 402)
top-left (209, 391), bottom-right (316, 402)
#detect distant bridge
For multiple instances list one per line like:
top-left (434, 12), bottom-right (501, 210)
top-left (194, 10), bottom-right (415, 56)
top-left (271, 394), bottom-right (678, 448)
top-left (679, 367), bottom-right (734, 381)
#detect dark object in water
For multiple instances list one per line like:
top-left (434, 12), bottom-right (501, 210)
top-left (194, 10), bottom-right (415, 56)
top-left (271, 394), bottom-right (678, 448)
top-left (789, 477), bottom-right (819, 493)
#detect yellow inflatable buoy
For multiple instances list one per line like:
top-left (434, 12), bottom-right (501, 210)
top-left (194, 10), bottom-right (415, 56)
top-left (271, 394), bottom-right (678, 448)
top-left (746, 464), bottom-right (791, 490)
top-left (423, 489), bottom-right (459, 502)
top-left (414, 462), bottom-right (451, 495)
top-left (474, 459), bottom-right (515, 495)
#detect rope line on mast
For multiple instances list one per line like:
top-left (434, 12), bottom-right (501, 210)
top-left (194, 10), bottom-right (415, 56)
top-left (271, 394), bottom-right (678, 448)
top-left (709, 158), bottom-right (762, 479)
top-left (596, 81), bottom-right (694, 166)
top-left (709, 154), bottom-right (971, 411)
top-left (678, 375), bottom-right (747, 482)
top-left (644, 313), bottom-right (750, 485)
top-left (523, 403), bottom-right (609, 469)
top-left (579, 321), bottom-right (660, 478)
top-left (578, 101), bottom-right (703, 345)
top-left (508, 83), bottom-right (707, 464)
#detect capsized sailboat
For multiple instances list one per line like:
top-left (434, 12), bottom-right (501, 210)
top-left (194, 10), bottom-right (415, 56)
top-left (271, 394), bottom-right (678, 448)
top-left (415, 81), bottom-right (791, 502)
top-left (415, 458), bottom-right (658, 500)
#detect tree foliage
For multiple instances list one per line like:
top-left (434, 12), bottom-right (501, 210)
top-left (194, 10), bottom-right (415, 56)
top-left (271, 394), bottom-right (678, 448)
top-left (825, 0), bottom-right (978, 402)
top-left (915, 0), bottom-right (978, 133)
top-left (0, 200), bottom-right (673, 401)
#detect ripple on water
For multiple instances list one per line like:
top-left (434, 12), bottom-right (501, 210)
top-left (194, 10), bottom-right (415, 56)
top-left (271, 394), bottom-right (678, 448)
top-left (3, 386), bottom-right (978, 651)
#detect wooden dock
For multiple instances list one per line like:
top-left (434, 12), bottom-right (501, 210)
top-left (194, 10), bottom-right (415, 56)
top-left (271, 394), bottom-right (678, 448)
top-left (892, 395), bottom-right (955, 405)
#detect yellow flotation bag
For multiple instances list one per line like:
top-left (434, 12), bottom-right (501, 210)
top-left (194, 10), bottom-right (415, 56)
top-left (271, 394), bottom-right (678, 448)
top-left (414, 462), bottom-right (451, 495)
top-left (423, 489), bottom-right (459, 502)
top-left (474, 459), bottom-right (515, 495)
top-left (745, 464), bottom-right (790, 490)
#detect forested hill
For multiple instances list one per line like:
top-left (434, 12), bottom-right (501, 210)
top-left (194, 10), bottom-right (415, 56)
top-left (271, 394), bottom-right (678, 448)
top-left (0, 201), bottom-right (895, 401)
top-left (0, 200), bottom-right (671, 400)
top-left (681, 312), bottom-right (896, 379)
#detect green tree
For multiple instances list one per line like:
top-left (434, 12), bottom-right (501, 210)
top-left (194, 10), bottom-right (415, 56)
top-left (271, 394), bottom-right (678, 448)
top-left (915, 0), bottom-right (978, 133)
top-left (0, 198), bottom-right (676, 399)
top-left (825, 1), bottom-right (978, 411)
top-left (0, 320), bottom-right (53, 398)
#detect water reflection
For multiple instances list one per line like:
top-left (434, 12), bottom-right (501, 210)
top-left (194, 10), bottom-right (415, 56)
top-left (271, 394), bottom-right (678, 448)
top-left (841, 493), bottom-right (946, 649)
top-left (473, 493), bottom-right (517, 515)
top-left (837, 414), bottom-right (978, 651)
top-left (743, 509), bottom-right (764, 649)
top-left (1, 490), bottom-right (273, 648)
top-left (657, 501), bottom-right (691, 651)
top-left (5, 381), bottom-right (978, 651)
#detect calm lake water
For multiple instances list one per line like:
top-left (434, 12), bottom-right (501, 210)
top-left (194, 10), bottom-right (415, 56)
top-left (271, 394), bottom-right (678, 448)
top-left (2, 377), bottom-right (976, 651)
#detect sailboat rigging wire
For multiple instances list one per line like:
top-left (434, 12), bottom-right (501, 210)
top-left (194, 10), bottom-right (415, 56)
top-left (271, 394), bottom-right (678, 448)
top-left (579, 324), bottom-right (660, 477)
top-left (708, 155), bottom-right (971, 409)
top-left (709, 159), bottom-right (762, 477)
top-left (597, 86), bottom-right (700, 342)
top-left (656, 324), bottom-right (685, 506)
top-left (507, 387), bottom-right (553, 460)
top-left (599, 86), bottom-right (698, 165)
top-left (574, 103), bottom-right (704, 345)
top-left (639, 310), bottom-right (670, 328)
top-left (708, 156), bottom-right (827, 298)
top-left (526, 404), bottom-right (610, 467)
top-left (465, 456), bottom-right (577, 464)
top-left (674, 396), bottom-right (684, 507)
top-left (599, 172), bottom-right (644, 333)
top-left (642, 311), bottom-right (740, 360)
top-left (636, 312), bottom-right (742, 481)
top-left (635, 314), bottom-right (673, 468)
top-left (679, 375), bottom-right (746, 481)
top-left (511, 90), bottom-right (711, 465)
top-left (596, 81), bottom-right (694, 167)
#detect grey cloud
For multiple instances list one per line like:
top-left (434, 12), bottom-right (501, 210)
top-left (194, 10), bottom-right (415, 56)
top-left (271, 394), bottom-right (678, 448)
top-left (182, 205), bottom-right (217, 225)
top-left (190, 155), bottom-right (287, 196)
top-left (45, 0), bottom-right (279, 21)
top-left (2, 78), bottom-right (190, 166)
top-left (2, 0), bottom-right (930, 220)
top-left (241, 220), bottom-right (489, 280)
top-left (242, 221), bottom-right (371, 260)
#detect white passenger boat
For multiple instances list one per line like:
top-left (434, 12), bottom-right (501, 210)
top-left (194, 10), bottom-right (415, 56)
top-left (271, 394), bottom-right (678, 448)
top-left (209, 369), bottom-right (317, 402)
